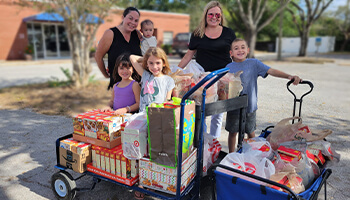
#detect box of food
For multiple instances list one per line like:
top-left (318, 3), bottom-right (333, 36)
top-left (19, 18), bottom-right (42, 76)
top-left (72, 114), bottom-right (85, 136)
top-left (277, 145), bottom-right (302, 161)
top-left (121, 154), bottom-right (131, 178)
top-left (308, 149), bottom-right (326, 165)
top-left (73, 133), bottom-right (121, 149)
top-left (139, 149), bottom-right (197, 195)
top-left (116, 151), bottom-right (123, 177)
top-left (87, 163), bottom-right (138, 186)
top-left (59, 147), bottom-right (91, 173)
top-left (60, 138), bottom-right (91, 155)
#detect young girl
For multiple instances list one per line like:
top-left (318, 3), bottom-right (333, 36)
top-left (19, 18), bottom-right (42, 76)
top-left (102, 53), bottom-right (141, 114)
top-left (130, 47), bottom-right (175, 112)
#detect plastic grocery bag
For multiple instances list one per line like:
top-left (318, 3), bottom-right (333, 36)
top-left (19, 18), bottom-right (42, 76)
top-left (182, 60), bottom-right (205, 76)
top-left (242, 137), bottom-right (273, 159)
top-left (202, 133), bottom-right (222, 176)
top-left (190, 72), bottom-right (218, 105)
top-left (169, 69), bottom-right (193, 98)
top-left (217, 71), bottom-right (243, 100)
top-left (122, 112), bottom-right (148, 159)
top-left (267, 117), bottom-right (310, 150)
top-left (218, 150), bottom-right (275, 185)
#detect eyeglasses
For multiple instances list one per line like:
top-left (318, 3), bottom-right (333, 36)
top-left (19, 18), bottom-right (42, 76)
top-left (207, 13), bottom-right (221, 19)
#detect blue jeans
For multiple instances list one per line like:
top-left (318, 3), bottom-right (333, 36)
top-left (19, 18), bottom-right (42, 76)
top-left (208, 113), bottom-right (224, 138)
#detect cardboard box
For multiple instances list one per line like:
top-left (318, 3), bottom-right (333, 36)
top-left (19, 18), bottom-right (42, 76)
top-left (105, 149), bottom-right (111, 173)
top-left (121, 154), bottom-right (131, 178)
top-left (87, 163), bottom-right (138, 186)
top-left (59, 147), bottom-right (91, 173)
top-left (73, 133), bottom-right (121, 149)
top-left (139, 149), bottom-right (197, 195)
top-left (308, 149), bottom-right (326, 165)
top-left (95, 146), bottom-right (102, 169)
top-left (277, 145), bottom-right (302, 161)
top-left (83, 112), bottom-right (131, 142)
top-left (116, 151), bottom-right (122, 177)
top-left (60, 138), bottom-right (90, 155)
top-left (72, 114), bottom-right (85, 135)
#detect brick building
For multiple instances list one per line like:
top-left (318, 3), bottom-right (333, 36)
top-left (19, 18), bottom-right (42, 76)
top-left (0, 3), bottom-right (190, 60)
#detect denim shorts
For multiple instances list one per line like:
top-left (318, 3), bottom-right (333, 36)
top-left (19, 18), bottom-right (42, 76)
top-left (225, 110), bottom-right (256, 134)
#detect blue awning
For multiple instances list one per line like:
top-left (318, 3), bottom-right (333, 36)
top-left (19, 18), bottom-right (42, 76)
top-left (23, 12), bottom-right (103, 24)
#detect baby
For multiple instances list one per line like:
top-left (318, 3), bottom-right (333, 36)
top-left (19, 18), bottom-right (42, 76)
top-left (140, 19), bottom-right (157, 55)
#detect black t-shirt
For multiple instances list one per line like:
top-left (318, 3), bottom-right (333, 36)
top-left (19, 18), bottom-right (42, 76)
top-left (107, 27), bottom-right (142, 89)
top-left (189, 26), bottom-right (236, 72)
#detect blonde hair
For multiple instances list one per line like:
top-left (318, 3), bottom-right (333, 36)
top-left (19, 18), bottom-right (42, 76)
top-left (142, 47), bottom-right (171, 75)
top-left (193, 1), bottom-right (224, 38)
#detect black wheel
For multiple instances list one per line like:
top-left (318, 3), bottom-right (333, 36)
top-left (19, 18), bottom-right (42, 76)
top-left (51, 171), bottom-right (77, 200)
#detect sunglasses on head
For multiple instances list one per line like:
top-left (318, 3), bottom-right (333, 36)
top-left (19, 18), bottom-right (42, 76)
top-left (207, 13), bottom-right (221, 19)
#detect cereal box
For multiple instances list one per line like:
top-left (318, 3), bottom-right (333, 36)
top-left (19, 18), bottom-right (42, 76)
top-left (105, 149), bottom-right (111, 173)
top-left (95, 146), bottom-right (101, 169)
top-left (121, 154), bottom-right (131, 178)
top-left (116, 151), bottom-right (123, 177)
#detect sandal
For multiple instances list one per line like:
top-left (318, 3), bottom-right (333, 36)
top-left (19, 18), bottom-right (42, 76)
top-left (134, 191), bottom-right (145, 200)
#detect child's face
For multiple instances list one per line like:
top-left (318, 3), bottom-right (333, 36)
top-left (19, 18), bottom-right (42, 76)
top-left (141, 23), bottom-right (154, 38)
top-left (118, 64), bottom-right (133, 80)
top-left (230, 41), bottom-right (250, 62)
top-left (147, 55), bottom-right (164, 77)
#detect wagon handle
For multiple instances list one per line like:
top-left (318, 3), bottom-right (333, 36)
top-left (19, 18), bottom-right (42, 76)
top-left (178, 68), bottom-right (229, 198)
top-left (287, 80), bottom-right (313, 124)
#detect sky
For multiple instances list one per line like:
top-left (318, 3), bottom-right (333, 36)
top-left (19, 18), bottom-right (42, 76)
top-left (298, 0), bottom-right (349, 11)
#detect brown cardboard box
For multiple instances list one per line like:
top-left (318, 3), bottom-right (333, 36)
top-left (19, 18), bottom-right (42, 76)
top-left (73, 133), bottom-right (121, 149)
top-left (59, 147), bottom-right (91, 173)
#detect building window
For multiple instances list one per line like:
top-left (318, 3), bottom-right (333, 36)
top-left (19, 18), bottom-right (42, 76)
top-left (26, 23), bottom-right (70, 59)
top-left (163, 31), bottom-right (173, 45)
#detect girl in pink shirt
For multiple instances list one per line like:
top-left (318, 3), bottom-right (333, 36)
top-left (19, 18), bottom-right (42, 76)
top-left (102, 54), bottom-right (141, 114)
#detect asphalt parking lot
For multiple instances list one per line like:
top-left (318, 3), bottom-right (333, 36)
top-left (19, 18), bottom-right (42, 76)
top-left (0, 53), bottom-right (349, 200)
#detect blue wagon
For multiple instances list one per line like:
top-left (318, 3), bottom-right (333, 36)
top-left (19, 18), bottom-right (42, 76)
top-left (52, 68), bottom-right (250, 200)
top-left (209, 80), bottom-right (333, 200)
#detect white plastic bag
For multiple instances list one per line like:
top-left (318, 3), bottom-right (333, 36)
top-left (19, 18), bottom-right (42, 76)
top-left (242, 137), bottom-right (273, 159)
top-left (182, 60), bottom-right (205, 76)
top-left (202, 133), bottom-right (222, 176)
top-left (121, 112), bottom-right (148, 160)
top-left (218, 150), bottom-right (275, 185)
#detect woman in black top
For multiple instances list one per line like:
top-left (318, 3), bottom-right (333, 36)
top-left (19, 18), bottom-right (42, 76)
top-left (178, 1), bottom-right (236, 139)
top-left (95, 7), bottom-right (142, 89)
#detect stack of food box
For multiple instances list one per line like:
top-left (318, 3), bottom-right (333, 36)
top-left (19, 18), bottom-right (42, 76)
top-left (60, 110), bottom-right (139, 186)
top-left (60, 103), bottom-right (198, 192)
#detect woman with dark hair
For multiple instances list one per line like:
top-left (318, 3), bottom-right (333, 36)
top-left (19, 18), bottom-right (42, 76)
top-left (178, 1), bottom-right (237, 139)
top-left (95, 7), bottom-right (142, 89)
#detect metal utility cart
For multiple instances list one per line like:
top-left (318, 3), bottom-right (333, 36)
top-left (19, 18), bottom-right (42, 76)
top-left (51, 68), bottom-right (248, 200)
top-left (209, 80), bottom-right (333, 200)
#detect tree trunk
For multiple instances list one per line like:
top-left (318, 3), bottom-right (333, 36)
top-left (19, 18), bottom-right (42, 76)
top-left (299, 29), bottom-right (309, 57)
top-left (246, 29), bottom-right (257, 58)
top-left (340, 34), bottom-right (349, 51)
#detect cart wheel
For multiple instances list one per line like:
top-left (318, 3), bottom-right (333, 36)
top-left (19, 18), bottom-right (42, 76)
top-left (51, 171), bottom-right (77, 200)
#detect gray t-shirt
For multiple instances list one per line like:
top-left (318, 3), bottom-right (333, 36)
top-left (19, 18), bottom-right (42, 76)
top-left (226, 58), bottom-right (270, 113)
top-left (139, 70), bottom-right (175, 111)
top-left (141, 36), bottom-right (157, 55)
